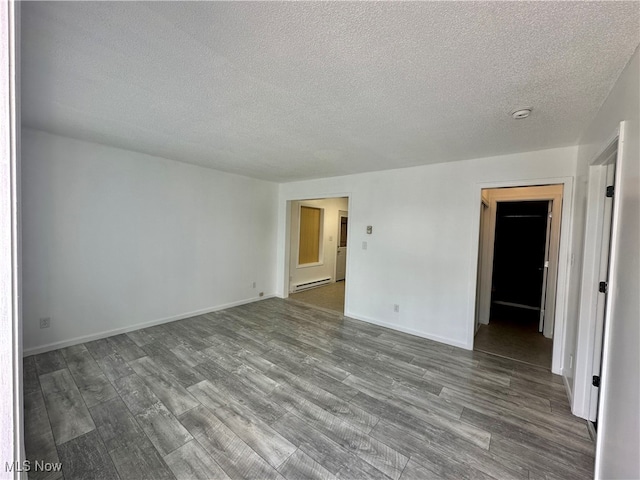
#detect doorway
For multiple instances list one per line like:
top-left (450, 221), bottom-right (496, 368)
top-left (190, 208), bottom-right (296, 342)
top-left (286, 197), bottom-right (349, 314)
top-left (474, 185), bottom-right (563, 368)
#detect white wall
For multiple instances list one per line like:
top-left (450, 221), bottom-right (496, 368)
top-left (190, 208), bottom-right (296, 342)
top-left (278, 146), bottom-right (578, 354)
top-left (573, 48), bottom-right (639, 480)
top-left (22, 129), bottom-right (279, 354)
top-left (289, 197), bottom-right (348, 291)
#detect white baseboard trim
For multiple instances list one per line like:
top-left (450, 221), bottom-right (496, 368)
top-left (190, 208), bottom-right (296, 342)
top-left (23, 294), bottom-right (275, 356)
top-left (344, 311), bottom-right (470, 350)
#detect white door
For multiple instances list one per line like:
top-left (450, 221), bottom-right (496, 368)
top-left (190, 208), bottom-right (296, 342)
top-left (336, 211), bottom-right (348, 281)
top-left (589, 162), bottom-right (616, 422)
top-left (475, 201), bottom-right (489, 333)
top-left (539, 201), bottom-right (553, 333)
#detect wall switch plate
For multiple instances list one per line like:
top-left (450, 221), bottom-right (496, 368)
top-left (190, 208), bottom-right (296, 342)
top-left (366, 226), bottom-right (373, 234)
top-left (329, 235), bottom-right (333, 241)
top-left (40, 317), bottom-right (50, 329)
top-left (393, 304), bottom-right (400, 313)
top-left (362, 241), bottom-right (368, 250)
top-left (252, 281), bottom-right (256, 288)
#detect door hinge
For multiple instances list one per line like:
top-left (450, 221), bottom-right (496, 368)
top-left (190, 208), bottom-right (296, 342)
top-left (592, 375), bottom-right (601, 387)
top-left (598, 281), bottom-right (608, 293)
top-left (606, 185), bottom-right (614, 198)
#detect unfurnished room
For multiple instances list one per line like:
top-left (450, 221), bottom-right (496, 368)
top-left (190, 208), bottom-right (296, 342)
top-left (0, 2), bottom-right (639, 480)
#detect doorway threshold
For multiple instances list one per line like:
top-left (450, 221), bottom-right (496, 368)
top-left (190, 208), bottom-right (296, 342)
top-left (285, 297), bottom-right (345, 318)
top-left (473, 347), bottom-right (552, 371)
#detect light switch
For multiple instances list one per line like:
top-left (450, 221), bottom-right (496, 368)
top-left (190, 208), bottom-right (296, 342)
top-left (362, 241), bottom-right (368, 250)
top-left (329, 236), bottom-right (333, 241)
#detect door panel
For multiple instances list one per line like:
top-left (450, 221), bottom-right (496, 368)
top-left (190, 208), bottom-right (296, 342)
top-left (336, 211), bottom-right (348, 281)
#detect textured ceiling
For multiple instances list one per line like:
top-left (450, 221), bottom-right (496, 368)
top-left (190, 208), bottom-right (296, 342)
top-left (21, 1), bottom-right (640, 182)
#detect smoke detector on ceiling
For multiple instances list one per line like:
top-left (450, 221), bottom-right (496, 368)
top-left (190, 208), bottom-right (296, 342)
top-left (511, 107), bottom-right (532, 119)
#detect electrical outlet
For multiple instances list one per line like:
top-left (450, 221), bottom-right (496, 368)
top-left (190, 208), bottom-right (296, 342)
top-left (252, 281), bottom-right (256, 288)
top-left (259, 292), bottom-right (264, 297)
top-left (40, 317), bottom-right (50, 329)
top-left (393, 304), bottom-right (400, 313)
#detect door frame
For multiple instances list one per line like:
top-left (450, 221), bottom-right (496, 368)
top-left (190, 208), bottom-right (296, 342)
top-left (471, 177), bottom-right (574, 376)
top-left (1, 0), bottom-right (24, 474)
top-left (477, 185), bottom-right (563, 339)
top-left (335, 210), bottom-right (348, 281)
top-left (281, 193), bottom-right (352, 308)
top-left (573, 122), bottom-right (625, 421)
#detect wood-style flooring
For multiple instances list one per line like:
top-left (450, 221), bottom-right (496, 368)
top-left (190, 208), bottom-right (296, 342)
top-left (23, 298), bottom-right (594, 480)
top-left (474, 315), bottom-right (553, 369)
top-left (288, 281), bottom-right (346, 314)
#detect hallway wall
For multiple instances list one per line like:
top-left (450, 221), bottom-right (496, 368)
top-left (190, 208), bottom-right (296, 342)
top-left (288, 197), bottom-right (348, 292)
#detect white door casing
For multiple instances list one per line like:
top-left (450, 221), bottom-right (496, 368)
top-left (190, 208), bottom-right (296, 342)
top-left (477, 185), bottom-right (563, 339)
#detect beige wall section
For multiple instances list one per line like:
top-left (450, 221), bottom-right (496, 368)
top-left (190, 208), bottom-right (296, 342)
top-left (289, 197), bottom-right (348, 291)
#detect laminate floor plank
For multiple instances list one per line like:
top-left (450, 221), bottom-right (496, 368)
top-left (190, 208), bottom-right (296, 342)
top-left (89, 396), bottom-right (147, 452)
top-left (281, 390), bottom-right (408, 480)
top-left (214, 402), bottom-right (297, 469)
top-left (141, 342), bottom-right (205, 388)
top-left (34, 350), bottom-right (67, 375)
top-left (272, 412), bottom-right (392, 480)
top-left (113, 373), bottom-right (193, 455)
top-left (372, 419), bottom-right (527, 480)
top-left (61, 344), bottom-right (104, 378)
top-left (194, 361), bottom-right (287, 424)
top-left (439, 386), bottom-right (591, 441)
top-left (56, 430), bottom-right (120, 480)
top-left (73, 372), bottom-right (119, 408)
top-left (23, 298), bottom-right (593, 480)
top-left (277, 449), bottom-right (338, 480)
top-left (180, 405), bottom-right (285, 480)
top-left (109, 437), bottom-right (176, 480)
top-left (95, 352), bottom-right (135, 383)
top-left (489, 434), bottom-right (590, 480)
top-left (462, 408), bottom-right (594, 476)
top-left (163, 440), bottom-right (230, 480)
top-left (129, 356), bottom-right (201, 416)
top-left (349, 391), bottom-right (490, 450)
top-left (254, 359), bottom-right (379, 434)
top-left (23, 356), bottom-right (41, 396)
top-left (39, 369), bottom-right (95, 445)
top-left (23, 390), bottom-right (62, 480)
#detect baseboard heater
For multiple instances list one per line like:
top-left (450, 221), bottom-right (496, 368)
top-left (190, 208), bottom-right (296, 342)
top-left (292, 277), bottom-right (331, 293)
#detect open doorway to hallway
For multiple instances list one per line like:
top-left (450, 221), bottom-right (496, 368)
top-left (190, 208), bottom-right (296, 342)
top-left (474, 185), bottom-right (563, 369)
top-left (287, 197), bottom-right (349, 314)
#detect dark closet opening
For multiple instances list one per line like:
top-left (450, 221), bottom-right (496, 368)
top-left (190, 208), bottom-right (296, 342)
top-left (489, 200), bottom-right (550, 326)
